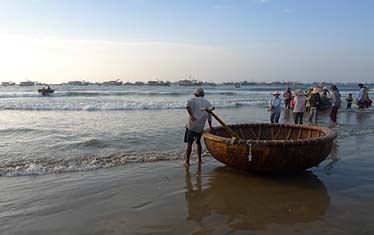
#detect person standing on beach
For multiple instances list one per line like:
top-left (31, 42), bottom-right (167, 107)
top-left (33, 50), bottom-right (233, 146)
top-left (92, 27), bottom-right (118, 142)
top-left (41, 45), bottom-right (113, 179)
top-left (356, 83), bottom-right (366, 108)
top-left (293, 89), bottom-right (306, 124)
top-left (305, 87), bottom-right (313, 112)
top-left (345, 94), bottom-right (353, 109)
top-left (308, 87), bottom-right (321, 123)
top-left (269, 91), bottom-right (282, 123)
top-left (329, 85), bottom-right (341, 127)
top-left (283, 87), bottom-right (292, 109)
top-left (184, 88), bottom-right (213, 166)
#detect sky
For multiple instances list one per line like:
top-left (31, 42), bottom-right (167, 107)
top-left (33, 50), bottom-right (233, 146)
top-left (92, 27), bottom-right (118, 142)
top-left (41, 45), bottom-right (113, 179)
top-left (0, 0), bottom-right (373, 84)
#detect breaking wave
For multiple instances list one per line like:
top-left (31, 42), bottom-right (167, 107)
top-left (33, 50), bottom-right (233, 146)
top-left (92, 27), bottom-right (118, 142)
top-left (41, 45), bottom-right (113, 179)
top-left (0, 151), bottom-right (210, 177)
top-left (0, 90), bottom-right (242, 99)
top-left (0, 100), bottom-right (266, 111)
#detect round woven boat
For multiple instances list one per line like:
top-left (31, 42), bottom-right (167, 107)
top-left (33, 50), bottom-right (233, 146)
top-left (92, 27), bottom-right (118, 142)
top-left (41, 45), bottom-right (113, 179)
top-left (203, 123), bottom-right (337, 173)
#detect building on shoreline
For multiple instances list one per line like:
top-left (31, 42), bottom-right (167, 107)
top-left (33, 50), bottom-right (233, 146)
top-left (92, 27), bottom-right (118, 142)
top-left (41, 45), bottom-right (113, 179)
top-left (178, 79), bottom-right (203, 86)
top-left (147, 80), bottom-right (171, 86)
top-left (1, 82), bottom-right (16, 86)
top-left (65, 81), bottom-right (90, 86)
top-left (19, 81), bottom-right (36, 86)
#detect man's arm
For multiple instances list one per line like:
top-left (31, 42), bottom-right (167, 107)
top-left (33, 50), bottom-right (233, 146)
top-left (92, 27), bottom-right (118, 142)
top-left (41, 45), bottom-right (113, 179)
top-left (186, 106), bottom-right (196, 121)
top-left (208, 114), bottom-right (213, 129)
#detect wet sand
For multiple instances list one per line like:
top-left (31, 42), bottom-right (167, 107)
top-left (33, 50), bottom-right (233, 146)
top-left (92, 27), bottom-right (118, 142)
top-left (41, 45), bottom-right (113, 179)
top-left (1, 111), bottom-right (374, 234)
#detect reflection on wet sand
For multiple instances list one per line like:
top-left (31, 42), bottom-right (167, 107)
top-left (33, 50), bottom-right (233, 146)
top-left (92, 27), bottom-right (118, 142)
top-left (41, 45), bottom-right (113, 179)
top-left (185, 166), bottom-right (330, 231)
top-left (325, 142), bottom-right (339, 171)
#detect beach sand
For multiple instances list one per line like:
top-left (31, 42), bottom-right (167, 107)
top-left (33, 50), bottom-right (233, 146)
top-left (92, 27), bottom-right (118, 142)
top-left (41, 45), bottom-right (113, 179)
top-left (1, 111), bottom-right (374, 235)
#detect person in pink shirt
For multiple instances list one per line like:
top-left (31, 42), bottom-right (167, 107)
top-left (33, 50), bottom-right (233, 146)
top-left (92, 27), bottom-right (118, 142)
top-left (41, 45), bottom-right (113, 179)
top-left (293, 89), bottom-right (306, 124)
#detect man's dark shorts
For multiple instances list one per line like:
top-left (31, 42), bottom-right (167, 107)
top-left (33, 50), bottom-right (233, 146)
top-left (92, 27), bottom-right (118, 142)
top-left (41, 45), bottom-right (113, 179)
top-left (184, 128), bottom-right (202, 144)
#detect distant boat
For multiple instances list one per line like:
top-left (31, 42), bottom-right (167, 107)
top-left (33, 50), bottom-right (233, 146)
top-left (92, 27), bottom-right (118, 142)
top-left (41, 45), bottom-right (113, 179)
top-left (66, 81), bottom-right (90, 86)
top-left (38, 87), bottom-right (54, 96)
top-left (147, 80), bottom-right (170, 86)
top-left (19, 81), bottom-right (35, 86)
top-left (1, 82), bottom-right (16, 86)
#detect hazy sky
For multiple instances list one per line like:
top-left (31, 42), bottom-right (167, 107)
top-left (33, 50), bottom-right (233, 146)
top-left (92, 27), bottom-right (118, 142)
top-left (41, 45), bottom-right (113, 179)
top-left (0, 0), bottom-right (373, 83)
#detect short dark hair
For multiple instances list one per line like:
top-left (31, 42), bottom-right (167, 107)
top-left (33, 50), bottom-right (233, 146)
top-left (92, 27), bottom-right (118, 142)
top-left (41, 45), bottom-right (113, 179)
top-left (194, 93), bottom-right (204, 97)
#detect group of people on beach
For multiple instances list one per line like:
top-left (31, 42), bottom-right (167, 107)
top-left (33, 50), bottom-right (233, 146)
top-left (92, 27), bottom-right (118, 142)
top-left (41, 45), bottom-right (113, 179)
top-left (183, 84), bottom-right (371, 165)
top-left (268, 84), bottom-right (371, 127)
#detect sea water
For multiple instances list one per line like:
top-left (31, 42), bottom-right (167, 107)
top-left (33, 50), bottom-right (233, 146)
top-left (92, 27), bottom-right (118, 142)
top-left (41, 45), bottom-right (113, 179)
top-left (0, 84), bottom-right (373, 176)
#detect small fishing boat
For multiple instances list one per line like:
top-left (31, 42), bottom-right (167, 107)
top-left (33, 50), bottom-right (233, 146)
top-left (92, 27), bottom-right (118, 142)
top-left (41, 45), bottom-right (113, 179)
top-left (38, 88), bottom-right (54, 96)
top-left (203, 123), bottom-right (337, 173)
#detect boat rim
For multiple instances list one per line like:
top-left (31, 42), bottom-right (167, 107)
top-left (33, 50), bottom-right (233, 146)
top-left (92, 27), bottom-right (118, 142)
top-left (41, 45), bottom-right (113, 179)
top-left (203, 123), bottom-right (337, 146)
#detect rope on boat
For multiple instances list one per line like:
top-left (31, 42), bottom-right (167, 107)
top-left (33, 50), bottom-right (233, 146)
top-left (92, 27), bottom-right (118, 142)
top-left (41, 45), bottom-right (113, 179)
top-left (247, 143), bottom-right (252, 162)
top-left (230, 137), bottom-right (236, 145)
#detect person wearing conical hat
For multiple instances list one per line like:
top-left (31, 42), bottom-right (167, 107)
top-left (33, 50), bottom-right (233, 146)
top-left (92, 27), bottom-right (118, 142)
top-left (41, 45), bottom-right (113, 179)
top-left (268, 91), bottom-right (282, 123)
top-left (293, 89), bottom-right (306, 124)
top-left (184, 88), bottom-right (213, 166)
top-left (308, 87), bottom-right (321, 123)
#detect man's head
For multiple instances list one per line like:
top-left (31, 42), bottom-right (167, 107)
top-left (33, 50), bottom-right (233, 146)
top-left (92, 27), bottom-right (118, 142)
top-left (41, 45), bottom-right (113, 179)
top-left (273, 90), bottom-right (281, 96)
top-left (194, 88), bottom-right (205, 97)
top-left (358, 83), bottom-right (364, 88)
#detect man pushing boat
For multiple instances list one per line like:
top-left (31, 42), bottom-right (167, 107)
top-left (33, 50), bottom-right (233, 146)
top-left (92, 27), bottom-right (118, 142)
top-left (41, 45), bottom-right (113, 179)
top-left (184, 88), bottom-right (213, 166)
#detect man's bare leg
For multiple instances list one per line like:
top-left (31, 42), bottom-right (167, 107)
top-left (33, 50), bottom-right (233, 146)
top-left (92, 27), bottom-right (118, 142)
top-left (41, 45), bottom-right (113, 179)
top-left (185, 143), bottom-right (192, 166)
top-left (196, 143), bottom-right (202, 163)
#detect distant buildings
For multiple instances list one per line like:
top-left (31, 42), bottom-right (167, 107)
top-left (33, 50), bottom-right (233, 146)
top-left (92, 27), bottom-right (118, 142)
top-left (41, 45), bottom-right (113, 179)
top-left (65, 81), bottom-right (90, 86)
top-left (3, 78), bottom-right (368, 87)
top-left (19, 81), bottom-right (36, 86)
top-left (1, 82), bottom-right (16, 86)
top-left (101, 80), bottom-right (123, 86)
top-left (147, 80), bottom-right (170, 86)
top-left (178, 79), bottom-right (203, 86)
top-left (134, 81), bottom-right (145, 86)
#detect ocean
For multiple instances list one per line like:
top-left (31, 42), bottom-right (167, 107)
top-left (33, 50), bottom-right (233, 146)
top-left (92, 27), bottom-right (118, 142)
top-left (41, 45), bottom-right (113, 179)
top-left (0, 84), bottom-right (372, 176)
top-left (2, 83), bottom-right (374, 235)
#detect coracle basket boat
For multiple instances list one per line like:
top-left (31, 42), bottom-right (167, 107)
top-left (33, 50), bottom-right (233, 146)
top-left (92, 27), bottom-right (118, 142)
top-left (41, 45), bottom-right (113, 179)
top-left (203, 123), bottom-right (337, 173)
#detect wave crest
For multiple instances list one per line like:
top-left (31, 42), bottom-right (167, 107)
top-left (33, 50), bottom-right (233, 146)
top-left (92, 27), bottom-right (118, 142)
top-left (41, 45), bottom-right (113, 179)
top-left (0, 151), bottom-right (193, 177)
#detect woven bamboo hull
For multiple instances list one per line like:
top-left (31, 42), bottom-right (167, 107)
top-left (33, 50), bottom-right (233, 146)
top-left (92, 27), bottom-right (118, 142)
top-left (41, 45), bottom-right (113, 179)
top-left (203, 123), bottom-right (337, 173)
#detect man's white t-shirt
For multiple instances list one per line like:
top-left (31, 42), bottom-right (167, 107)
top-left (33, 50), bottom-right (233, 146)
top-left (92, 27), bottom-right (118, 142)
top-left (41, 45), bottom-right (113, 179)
top-left (185, 97), bottom-right (212, 133)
